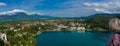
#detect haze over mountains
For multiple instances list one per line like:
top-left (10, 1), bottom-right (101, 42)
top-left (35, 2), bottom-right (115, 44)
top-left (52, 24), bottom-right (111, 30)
top-left (0, 9), bottom-right (120, 21)
top-left (0, 9), bottom-right (53, 21)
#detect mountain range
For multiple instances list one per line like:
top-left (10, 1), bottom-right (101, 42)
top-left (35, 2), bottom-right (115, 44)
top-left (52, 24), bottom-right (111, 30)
top-left (0, 11), bottom-right (120, 21)
top-left (0, 12), bottom-right (54, 21)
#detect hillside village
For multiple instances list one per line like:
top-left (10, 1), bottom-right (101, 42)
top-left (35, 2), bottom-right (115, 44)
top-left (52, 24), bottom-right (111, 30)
top-left (0, 19), bottom-right (89, 46)
top-left (0, 14), bottom-right (117, 46)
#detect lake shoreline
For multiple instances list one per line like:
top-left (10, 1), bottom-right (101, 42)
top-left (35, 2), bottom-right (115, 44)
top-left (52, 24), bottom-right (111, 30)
top-left (34, 30), bottom-right (112, 45)
top-left (35, 31), bottom-right (112, 46)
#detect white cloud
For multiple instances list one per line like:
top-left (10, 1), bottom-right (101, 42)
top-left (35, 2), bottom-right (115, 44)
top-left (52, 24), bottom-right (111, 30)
top-left (0, 9), bottom-right (43, 15)
top-left (94, 8), bottom-right (111, 13)
top-left (46, 0), bottom-right (120, 17)
top-left (0, 2), bottom-right (7, 6)
top-left (82, 3), bottom-right (91, 6)
top-left (82, 2), bottom-right (113, 9)
top-left (81, 0), bottom-right (120, 14)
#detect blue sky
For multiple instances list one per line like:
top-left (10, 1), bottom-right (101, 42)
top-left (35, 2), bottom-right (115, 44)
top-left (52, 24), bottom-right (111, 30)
top-left (0, 0), bottom-right (120, 17)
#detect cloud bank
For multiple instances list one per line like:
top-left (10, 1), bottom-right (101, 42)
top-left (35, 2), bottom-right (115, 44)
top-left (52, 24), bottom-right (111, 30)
top-left (0, 9), bottom-right (43, 15)
top-left (0, 0), bottom-right (120, 17)
top-left (82, 1), bottom-right (120, 13)
top-left (0, 2), bottom-right (7, 6)
top-left (49, 0), bottom-right (120, 17)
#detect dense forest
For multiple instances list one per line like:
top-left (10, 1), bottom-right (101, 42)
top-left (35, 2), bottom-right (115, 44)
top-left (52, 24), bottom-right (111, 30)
top-left (86, 15), bottom-right (120, 31)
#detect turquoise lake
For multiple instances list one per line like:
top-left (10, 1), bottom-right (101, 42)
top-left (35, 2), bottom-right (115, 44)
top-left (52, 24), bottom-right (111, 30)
top-left (36, 31), bottom-right (112, 46)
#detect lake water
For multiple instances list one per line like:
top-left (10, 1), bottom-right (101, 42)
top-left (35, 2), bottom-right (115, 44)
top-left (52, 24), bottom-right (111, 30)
top-left (36, 31), bottom-right (112, 46)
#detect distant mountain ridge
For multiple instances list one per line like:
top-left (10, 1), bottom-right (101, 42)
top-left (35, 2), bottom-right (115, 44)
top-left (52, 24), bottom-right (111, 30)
top-left (83, 13), bottom-right (120, 19)
top-left (0, 11), bottom-right (120, 21)
top-left (88, 13), bottom-right (120, 17)
top-left (0, 12), bottom-right (53, 21)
